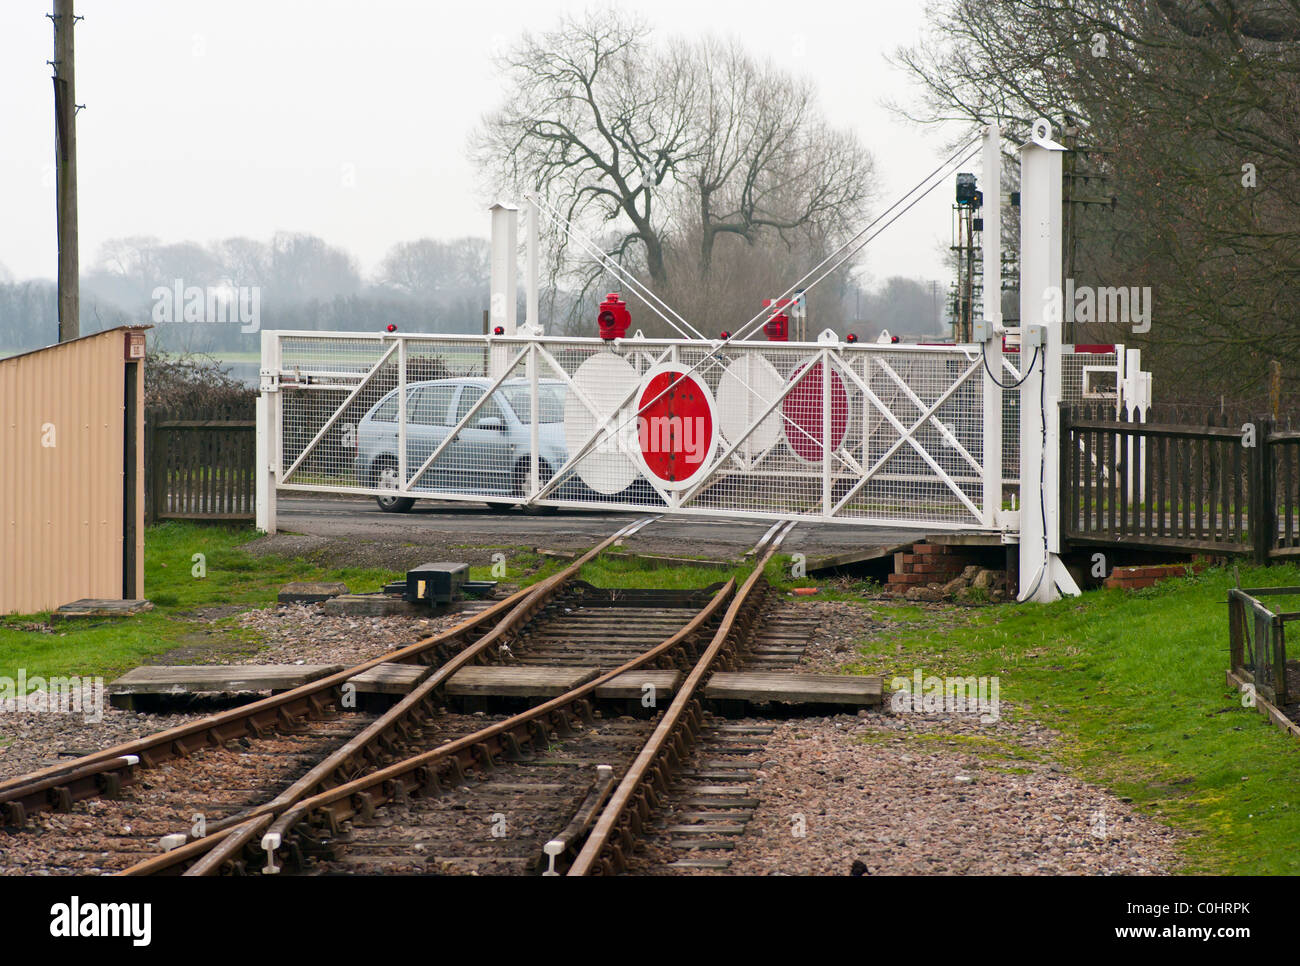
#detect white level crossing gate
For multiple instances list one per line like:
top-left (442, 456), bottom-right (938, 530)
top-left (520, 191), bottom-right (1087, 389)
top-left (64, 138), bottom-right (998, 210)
top-left (259, 330), bottom-right (1008, 529)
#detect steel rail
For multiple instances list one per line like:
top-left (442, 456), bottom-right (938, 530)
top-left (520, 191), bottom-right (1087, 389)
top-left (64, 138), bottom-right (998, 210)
top-left (566, 547), bottom-right (776, 875)
top-left (179, 573), bottom-right (738, 876)
top-left (0, 582), bottom-right (550, 826)
top-left (115, 516), bottom-right (657, 876)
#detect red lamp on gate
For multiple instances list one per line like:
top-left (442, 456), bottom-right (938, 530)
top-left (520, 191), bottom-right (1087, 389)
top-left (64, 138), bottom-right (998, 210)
top-left (762, 311), bottom-right (789, 342)
top-left (597, 293), bottom-right (631, 340)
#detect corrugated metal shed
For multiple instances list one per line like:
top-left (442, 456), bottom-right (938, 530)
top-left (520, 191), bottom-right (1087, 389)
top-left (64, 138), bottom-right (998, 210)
top-left (1, 326), bottom-right (147, 615)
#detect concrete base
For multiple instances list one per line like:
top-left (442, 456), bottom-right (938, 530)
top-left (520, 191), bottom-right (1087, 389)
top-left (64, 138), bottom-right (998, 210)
top-left (1018, 553), bottom-right (1081, 603)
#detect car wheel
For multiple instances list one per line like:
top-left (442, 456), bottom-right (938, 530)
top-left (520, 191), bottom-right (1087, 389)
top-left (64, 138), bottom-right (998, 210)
top-left (372, 459), bottom-right (415, 513)
top-left (513, 460), bottom-right (557, 514)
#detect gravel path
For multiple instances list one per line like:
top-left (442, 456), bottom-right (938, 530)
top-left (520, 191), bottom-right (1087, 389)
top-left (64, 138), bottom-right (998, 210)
top-left (790, 596), bottom-right (955, 672)
top-left (721, 709), bottom-right (1179, 875)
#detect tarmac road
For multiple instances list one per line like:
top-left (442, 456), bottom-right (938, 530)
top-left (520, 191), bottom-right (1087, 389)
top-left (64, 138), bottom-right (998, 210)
top-left (268, 494), bottom-right (925, 567)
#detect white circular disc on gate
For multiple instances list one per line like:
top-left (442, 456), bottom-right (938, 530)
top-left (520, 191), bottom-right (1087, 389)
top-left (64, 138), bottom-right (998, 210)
top-left (564, 353), bottom-right (639, 495)
top-left (717, 355), bottom-right (783, 464)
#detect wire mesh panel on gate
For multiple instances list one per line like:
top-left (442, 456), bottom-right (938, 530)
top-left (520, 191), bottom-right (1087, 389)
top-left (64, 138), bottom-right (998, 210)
top-left (270, 333), bottom-right (1001, 528)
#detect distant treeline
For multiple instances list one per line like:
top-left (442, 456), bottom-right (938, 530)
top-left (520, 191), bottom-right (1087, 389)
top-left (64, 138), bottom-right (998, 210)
top-left (0, 230), bottom-right (944, 355)
top-left (0, 233), bottom-right (494, 355)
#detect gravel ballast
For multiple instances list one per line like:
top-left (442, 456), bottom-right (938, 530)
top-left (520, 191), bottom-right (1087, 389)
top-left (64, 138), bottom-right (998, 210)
top-left (0, 600), bottom-right (479, 783)
top-left (719, 710), bottom-right (1179, 876)
top-left (1, 585), bottom-right (1185, 876)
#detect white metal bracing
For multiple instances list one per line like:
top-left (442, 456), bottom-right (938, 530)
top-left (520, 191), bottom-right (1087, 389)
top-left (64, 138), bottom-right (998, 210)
top-left (261, 331), bottom-right (1017, 530)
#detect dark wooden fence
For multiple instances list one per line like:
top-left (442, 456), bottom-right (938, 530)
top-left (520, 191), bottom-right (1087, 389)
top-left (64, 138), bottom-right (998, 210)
top-left (146, 420), bottom-right (256, 522)
top-left (1060, 405), bottom-right (1300, 563)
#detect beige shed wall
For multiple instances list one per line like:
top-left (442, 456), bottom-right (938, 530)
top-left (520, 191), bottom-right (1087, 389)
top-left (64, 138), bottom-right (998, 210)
top-left (0, 328), bottom-right (143, 614)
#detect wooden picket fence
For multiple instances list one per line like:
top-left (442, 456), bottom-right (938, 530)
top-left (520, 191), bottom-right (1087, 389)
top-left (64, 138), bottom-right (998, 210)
top-left (1061, 404), bottom-right (1300, 563)
top-left (145, 420), bottom-right (256, 523)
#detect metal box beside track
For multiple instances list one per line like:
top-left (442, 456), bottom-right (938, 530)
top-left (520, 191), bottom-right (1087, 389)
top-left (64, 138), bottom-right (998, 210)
top-left (405, 562), bottom-right (468, 605)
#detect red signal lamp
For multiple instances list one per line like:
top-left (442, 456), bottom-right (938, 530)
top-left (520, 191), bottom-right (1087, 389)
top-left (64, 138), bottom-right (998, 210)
top-left (762, 311), bottom-right (789, 342)
top-left (597, 293), bottom-right (631, 340)
top-left (386, 324), bottom-right (397, 332)
top-left (845, 332), bottom-right (858, 343)
top-left (493, 326), bottom-right (505, 336)
top-left (719, 330), bottom-right (731, 340)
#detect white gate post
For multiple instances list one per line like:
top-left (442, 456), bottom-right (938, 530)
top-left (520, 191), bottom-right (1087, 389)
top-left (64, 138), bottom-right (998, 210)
top-left (1018, 122), bottom-right (1081, 602)
top-left (981, 123), bottom-right (1003, 528)
top-left (822, 346), bottom-right (832, 517)
top-left (397, 336), bottom-right (407, 489)
top-left (490, 202), bottom-right (518, 380)
top-left (528, 341), bottom-right (540, 497)
top-left (525, 200), bottom-right (540, 333)
top-left (255, 329), bottom-right (280, 534)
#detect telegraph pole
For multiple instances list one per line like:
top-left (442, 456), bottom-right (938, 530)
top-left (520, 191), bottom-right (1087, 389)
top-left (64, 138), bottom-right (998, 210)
top-left (51, 0), bottom-right (80, 342)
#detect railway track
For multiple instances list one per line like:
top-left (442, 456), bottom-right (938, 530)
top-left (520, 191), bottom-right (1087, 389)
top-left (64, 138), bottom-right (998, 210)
top-left (1, 516), bottom-right (832, 876)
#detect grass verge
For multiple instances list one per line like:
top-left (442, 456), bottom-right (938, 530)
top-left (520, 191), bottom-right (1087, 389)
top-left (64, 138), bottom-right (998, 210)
top-left (0, 523), bottom-right (546, 684)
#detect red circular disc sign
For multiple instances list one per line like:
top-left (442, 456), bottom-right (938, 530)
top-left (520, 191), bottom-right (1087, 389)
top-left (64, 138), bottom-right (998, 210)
top-left (637, 368), bottom-right (715, 485)
top-left (781, 361), bottom-right (848, 462)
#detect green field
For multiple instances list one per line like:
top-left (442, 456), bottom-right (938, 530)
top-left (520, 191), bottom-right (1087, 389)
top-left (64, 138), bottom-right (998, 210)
top-left (0, 523), bottom-right (550, 683)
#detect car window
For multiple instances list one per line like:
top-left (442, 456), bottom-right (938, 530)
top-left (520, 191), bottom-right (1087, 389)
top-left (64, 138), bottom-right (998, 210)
top-left (371, 391), bottom-right (400, 422)
top-left (410, 384), bottom-right (457, 425)
top-left (455, 386), bottom-right (505, 427)
top-left (499, 385), bottom-right (566, 423)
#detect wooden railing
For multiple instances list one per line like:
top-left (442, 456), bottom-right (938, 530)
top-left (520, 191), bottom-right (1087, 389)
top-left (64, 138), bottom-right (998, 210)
top-left (1059, 406), bottom-right (1293, 561)
top-left (146, 420), bottom-right (256, 522)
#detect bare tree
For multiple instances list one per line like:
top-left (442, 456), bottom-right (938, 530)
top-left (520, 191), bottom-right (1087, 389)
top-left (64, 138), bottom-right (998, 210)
top-left (474, 10), bottom-right (695, 291)
top-left (895, 0), bottom-right (1300, 398)
top-left (680, 37), bottom-right (874, 283)
top-left (474, 10), bottom-right (875, 333)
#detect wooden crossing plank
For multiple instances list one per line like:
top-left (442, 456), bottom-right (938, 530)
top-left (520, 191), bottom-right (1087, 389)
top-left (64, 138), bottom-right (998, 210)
top-left (593, 670), bottom-right (683, 700)
top-left (704, 671), bottom-right (882, 707)
top-left (346, 662), bottom-right (427, 695)
top-left (445, 665), bottom-right (599, 698)
top-left (107, 664), bottom-right (343, 696)
top-left (53, 598), bottom-right (155, 620)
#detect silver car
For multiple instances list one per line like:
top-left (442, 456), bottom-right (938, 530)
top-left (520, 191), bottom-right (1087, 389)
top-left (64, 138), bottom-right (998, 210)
top-left (354, 377), bottom-right (568, 512)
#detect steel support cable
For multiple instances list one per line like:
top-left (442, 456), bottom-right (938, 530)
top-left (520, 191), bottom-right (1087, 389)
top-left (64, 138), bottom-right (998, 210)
top-left (528, 192), bottom-right (705, 341)
top-left (554, 140), bottom-right (986, 471)
top-left (734, 134), bottom-right (983, 341)
top-left (748, 141), bottom-right (984, 330)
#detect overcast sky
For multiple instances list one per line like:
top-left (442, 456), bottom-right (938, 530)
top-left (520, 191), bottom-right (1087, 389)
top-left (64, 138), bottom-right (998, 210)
top-left (0, 0), bottom-right (965, 290)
